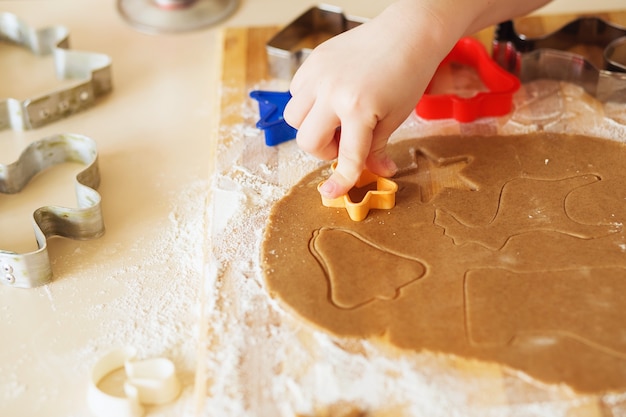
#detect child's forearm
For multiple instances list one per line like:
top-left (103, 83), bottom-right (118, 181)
top-left (462, 0), bottom-right (552, 35)
top-left (383, 0), bottom-right (552, 55)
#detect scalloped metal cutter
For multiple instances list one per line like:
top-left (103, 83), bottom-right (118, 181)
top-left (493, 17), bottom-right (626, 102)
top-left (1, 134), bottom-right (104, 288)
top-left (0, 12), bottom-right (113, 131)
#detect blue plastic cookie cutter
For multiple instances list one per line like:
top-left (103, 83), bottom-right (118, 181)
top-left (249, 90), bottom-right (297, 146)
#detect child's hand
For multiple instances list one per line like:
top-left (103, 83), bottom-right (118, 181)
top-left (284, 4), bottom-right (450, 199)
top-left (283, 0), bottom-right (551, 199)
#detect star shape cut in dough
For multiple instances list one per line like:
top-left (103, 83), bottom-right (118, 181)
top-left (396, 149), bottom-right (476, 203)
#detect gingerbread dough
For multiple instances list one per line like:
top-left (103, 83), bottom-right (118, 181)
top-left (262, 133), bottom-right (626, 393)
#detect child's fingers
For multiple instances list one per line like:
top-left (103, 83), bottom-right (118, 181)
top-left (294, 102), bottom-right (341, 161)
top-left (365, 147), bottom-right (397, 179)
top-left (283, 93), bottom-right (313, 129)
top-left (319, 118), bottom-right (373, 199)
top-left (364, 116), bottom-right (403, 177)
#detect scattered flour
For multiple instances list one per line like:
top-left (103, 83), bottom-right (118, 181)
top-left (199, 79), bottom-right (626, 416)
top-left (0, 177), bottom-right (209, 417)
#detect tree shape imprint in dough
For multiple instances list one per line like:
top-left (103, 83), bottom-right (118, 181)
top-left (435, 174), bottom-right (620, 250)
top-left (396, 149), bottom-right (477, 203)
top-left (565, 176), bottom-right (626, 226)
top-left (464, 267), bottom-right (626, 360)
top-left (309, 228), bottom-right (426, 309)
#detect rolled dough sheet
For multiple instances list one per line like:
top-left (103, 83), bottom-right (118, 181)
top-left (262, 132), bottom-right (626, 393)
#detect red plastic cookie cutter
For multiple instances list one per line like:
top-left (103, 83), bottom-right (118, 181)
top-left (416, 37), bottom-right (520, 122)
top-left (318, 162), bottom-right (398, 222)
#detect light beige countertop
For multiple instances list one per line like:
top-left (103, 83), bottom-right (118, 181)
top-left (0, 1), bottom-right (623, 416)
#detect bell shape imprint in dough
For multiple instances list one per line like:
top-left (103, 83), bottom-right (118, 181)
top-left (310, 227), bottom-right (426, 309)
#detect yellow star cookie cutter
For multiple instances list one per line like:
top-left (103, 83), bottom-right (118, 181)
top-left (318, 162), bottom-right (398, 221)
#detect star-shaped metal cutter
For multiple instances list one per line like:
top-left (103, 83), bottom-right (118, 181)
top-left (493, 17), bottom-right (626, 102)
top-left (0, 12), bottom-right (113, 131)
top-left (416, 37), bottom-right (521, 122)
top-left (318, 162), bottom-right (398, 222)
top-left (0, 134), bottom-right (104, 288)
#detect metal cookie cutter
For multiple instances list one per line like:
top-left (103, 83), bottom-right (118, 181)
top-left (0, 12), bottom-right (113, 131)
top-left (266, 4), bottom-right (366, 79)
top-left (87, 347), bottom-right (181, 417)
top-left (493, 17), bottom-right (626, 102)
top-left (319, 162), bottom-right (398, 222)
top-left (0, 134), bottom-right (104, 288)
top-left (416, 37), bottom-right (521, 122)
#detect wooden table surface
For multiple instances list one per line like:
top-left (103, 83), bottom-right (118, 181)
top-left (201, 9), bottom-right (626, 416)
